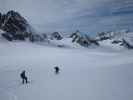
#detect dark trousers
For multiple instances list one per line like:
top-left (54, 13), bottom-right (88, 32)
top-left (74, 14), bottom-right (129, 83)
top-left (55, 70), bottom-right (59, 74)
top-left (22, 77), bottom-right (28, 84)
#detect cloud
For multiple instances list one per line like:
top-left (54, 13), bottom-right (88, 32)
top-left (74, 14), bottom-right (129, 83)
top-left (1, 0), bottom-right (133, 34)
top-left (0, 0), bottom-right (6, 13)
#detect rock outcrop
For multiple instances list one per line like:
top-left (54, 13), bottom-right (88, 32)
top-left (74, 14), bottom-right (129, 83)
top-left (0, 10), bottom-right (33, 41)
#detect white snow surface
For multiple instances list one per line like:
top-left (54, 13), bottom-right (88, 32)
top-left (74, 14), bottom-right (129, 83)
top-left (0, 29), bottom-right (4, 33)
top-left (0, 39), bottom-right (133, 100)
top-left (124, 32), bottom-right (133, 46)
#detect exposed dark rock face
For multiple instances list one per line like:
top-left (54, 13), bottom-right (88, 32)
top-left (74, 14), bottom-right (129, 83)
top-left (1, 32), bottom-right (13, 41)
top-left (30, 34), bottom-right (43, 42)
top-left (0, 10), bottom-right (32, 41)
top-left (51, 32), bottom-right (63, 40)
top-left (96, 32), bottom-right (114, 41)
top-left (70, 31), bottom-right (99, 47)
top-left (121, 39), bottom-right (133, 49)
top-left (112, 40), bottom-right (122, 44)
top-left (29, 33), bottom-right (49, 42)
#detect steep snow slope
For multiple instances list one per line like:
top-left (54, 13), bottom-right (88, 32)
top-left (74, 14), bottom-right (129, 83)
top-left (124, 32), bottom-right (133, 46)
top-left (99, 39), bottom-right (124, 51)
top-left (0, 41), bottom-right (133, 100)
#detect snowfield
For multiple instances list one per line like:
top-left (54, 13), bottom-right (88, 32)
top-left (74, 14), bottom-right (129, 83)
top-left (0, 39), bottom-right (133, 100)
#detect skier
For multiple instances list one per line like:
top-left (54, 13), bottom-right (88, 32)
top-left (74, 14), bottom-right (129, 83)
top-left (54, 66), bottom-right (60, 74)
top-left (20, 70), bottom-right (28, 84)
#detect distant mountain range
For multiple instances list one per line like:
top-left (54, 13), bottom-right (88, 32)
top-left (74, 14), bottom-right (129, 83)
top-left (0, 10), bottom-right (133, 49)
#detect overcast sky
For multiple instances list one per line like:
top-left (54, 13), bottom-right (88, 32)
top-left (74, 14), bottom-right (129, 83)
top-left (1, 0), bottom-right (133, 34)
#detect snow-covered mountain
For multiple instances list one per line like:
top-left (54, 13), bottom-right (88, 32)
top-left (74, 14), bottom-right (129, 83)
top-left (0, 10), bottom-right (33, 33)
top-left (99, 31), bottom-right (133, 49)
top-left (0, 10), bottom-right (34, 41)
top-left (0, 10), bottom-right (133, 50)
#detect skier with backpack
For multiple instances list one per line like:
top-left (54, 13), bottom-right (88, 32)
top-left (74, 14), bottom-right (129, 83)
top-left (54, 66), bottom-right (60, 74)
top-left (20, 70), bottom-right (28, 84)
